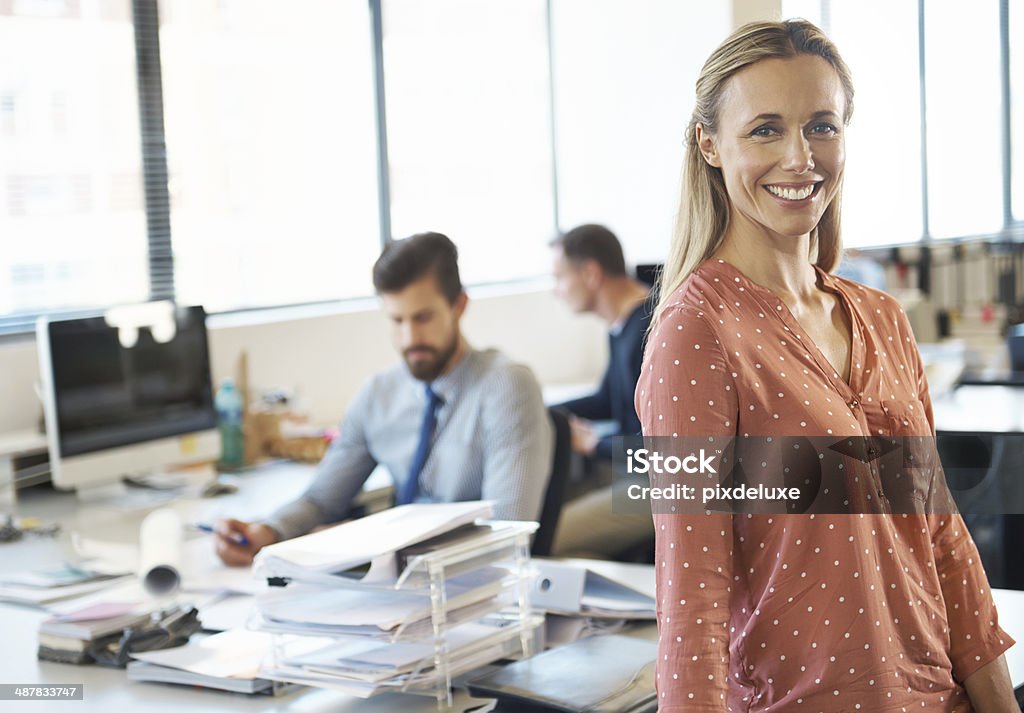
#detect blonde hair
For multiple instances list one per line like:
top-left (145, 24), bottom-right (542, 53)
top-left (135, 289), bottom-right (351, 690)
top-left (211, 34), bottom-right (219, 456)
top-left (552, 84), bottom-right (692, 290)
top-left (654, 19), bottom-right (855, 324)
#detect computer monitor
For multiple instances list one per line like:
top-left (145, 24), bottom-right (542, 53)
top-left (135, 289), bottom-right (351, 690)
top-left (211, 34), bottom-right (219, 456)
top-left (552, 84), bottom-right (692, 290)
top-left (635, 263), bottom-right (662, 289)
top-left (37, 303), bottom-right (219, 495)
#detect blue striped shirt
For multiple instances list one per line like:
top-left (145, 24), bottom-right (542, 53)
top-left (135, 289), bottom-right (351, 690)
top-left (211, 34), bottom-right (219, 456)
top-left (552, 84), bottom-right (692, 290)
top-left (264, 346), bottom-right (554, 539)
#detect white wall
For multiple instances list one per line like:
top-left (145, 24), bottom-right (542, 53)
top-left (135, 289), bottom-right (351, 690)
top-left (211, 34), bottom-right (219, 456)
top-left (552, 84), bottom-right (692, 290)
top-left (0, 287), bottom-right (607, 434)
top-left (732, 0), bottom-right (782, 26)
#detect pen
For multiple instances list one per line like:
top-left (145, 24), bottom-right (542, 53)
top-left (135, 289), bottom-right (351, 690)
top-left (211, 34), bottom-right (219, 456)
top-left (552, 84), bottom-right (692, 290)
top-left (190, 523), bottom-right (250, 547)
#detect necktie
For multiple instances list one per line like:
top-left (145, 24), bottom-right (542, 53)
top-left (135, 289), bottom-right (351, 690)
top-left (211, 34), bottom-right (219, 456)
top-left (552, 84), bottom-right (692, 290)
top-left (397, 383), bottom-right (442, 506)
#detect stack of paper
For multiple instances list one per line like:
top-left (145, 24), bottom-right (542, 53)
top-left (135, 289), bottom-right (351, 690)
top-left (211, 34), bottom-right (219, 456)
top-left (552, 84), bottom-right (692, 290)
top-left (262, 620), bottom-right (523, 698)
top-left (0, 564), bottom-right (130, 607)
top-left (253, 500), bottom-right (493, 584)
top-left (37, 596), bottom-right (158, 664)
top-left (246, 502), bottom-right (541, 699)
top-left (256, 567), bottom-right (509, 639)
top-left (127, 629), bottom-right (324, 695)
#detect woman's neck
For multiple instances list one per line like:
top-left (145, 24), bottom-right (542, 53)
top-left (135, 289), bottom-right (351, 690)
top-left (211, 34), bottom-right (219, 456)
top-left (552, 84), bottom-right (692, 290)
top-left (713, 218), bottom-right (820, 304)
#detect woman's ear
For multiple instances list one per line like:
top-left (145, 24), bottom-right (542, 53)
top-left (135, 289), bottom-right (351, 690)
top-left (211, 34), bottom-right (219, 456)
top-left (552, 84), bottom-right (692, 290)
top-left (695, 123), bottom-right (721, 168)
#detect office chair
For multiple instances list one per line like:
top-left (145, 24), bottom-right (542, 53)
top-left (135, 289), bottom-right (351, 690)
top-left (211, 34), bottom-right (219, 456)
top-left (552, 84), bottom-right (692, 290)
top-left (531, 408), bottom-right (573, 557)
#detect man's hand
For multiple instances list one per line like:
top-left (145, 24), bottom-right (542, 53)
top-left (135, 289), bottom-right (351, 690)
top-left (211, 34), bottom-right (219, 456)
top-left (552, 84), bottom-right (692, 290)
top-left (213, 518), bottom-right (281, 567)
top-left (568, 415), bottom-right (599, 457)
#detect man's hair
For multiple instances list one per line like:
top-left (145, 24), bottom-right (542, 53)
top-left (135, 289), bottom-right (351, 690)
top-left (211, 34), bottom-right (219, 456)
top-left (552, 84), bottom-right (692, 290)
top-left (372, 232), bottom-right (463, 303)
top-left (550, 224), bottom-right (627, 277)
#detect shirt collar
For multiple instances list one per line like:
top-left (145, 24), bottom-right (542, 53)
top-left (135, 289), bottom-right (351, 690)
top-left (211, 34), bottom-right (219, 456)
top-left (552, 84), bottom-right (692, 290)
top-left (421, 342), bottom-right (477, 405)
top-left (703, 258), bottom-right (842, 296)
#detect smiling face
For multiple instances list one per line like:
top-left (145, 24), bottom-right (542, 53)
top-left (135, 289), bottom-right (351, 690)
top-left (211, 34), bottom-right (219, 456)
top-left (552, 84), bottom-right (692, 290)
top-left (697, 54), bottom-right (847, 242)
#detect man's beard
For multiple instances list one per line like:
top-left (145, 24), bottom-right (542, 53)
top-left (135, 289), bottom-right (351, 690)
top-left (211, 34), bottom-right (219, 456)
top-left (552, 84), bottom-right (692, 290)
top-left (403, 335), bottom-right (459, 382)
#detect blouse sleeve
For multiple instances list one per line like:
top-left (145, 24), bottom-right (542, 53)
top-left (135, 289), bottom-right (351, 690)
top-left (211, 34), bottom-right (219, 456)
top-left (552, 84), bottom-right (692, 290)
top-left (636, 305), bottom-right (738, 711)
top-left (898, 308), bottom-right (1017, 681)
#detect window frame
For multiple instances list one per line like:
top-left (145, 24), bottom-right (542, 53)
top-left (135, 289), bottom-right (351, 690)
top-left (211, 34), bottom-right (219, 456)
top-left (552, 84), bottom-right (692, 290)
top-left (3, 0), bottom-right (1024, 337)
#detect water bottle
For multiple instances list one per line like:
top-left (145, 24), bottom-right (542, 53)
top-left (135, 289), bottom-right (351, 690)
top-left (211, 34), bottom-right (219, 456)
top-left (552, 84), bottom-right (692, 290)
top-left (214, 378), bottom-right (244, 468)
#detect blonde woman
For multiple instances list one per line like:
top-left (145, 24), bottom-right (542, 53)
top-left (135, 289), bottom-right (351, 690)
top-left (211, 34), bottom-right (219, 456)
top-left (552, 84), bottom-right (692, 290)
top-left (637, 20), bottom-right (1017, 712)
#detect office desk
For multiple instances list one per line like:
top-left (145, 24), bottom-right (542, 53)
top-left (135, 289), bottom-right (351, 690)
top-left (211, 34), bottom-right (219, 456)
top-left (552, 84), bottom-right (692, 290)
top-left (933, 385), bottom-right (1024, 434)
top-left (931, 386), bottom-right (1024, 590)
top-left (2, 467), bottom-right (1021, 710)
top-left (0, 462), bottom-right (478, 712)
top-left (3, 460), bottom-right (391, 569)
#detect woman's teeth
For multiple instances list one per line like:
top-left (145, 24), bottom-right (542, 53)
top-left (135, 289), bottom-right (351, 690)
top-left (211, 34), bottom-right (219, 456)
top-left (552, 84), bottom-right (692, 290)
top-left (765, 184), bottom-right (816, 201)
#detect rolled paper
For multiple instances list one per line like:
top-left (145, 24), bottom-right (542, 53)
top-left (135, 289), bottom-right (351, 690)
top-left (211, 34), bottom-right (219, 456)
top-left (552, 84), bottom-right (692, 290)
top-left (139, 508), bottom-right (183, 596)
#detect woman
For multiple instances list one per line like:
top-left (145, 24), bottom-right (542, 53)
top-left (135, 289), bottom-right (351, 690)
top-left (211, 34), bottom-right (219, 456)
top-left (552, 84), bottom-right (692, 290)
top-left (637, 20), bottom-right (1017, 711)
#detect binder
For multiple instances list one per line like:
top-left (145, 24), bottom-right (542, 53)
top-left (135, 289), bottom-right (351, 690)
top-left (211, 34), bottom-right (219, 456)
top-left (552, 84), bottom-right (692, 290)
top-left (466, 633), bottom-right (657, 713)
top-left (530, 561), bottom-right (655, 619)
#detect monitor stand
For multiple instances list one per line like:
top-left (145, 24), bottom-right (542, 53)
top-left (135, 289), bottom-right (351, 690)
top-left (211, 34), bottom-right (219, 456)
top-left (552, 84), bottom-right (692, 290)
top-left (73, 464), bottom-right (218, 508)
top-left (74, 479), bottom-right (180, 510)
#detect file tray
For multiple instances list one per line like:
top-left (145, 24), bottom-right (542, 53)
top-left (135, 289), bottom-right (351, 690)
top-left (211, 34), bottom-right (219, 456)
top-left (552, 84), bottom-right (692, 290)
top-left (250, 571), bottom-right (516, 642)
top-left (261, 614), bottom-right (544, 699)
top-left (252, 519), bottom-right (541, 709)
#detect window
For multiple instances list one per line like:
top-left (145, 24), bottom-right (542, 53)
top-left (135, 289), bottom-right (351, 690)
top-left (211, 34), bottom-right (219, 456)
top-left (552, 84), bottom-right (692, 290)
top-left (0, 0), bottom-right (148, 324)
top-left (784, 0), bottom-right (1023, 245)
top-left (550, 0), bottom-right (729, 263)
top-left (781, 0), bottom-right (825, 28)
top-left (825, 0), bottom-right (923, 247)
top-left (924, 0), bottom-right (1004, 239)
top-left (159, 0), bottom-right (381, 311)
top-left (382, 0), bottom-right (554, 283)
top-left (3, 2), bottom-right (1022, 334)
top-left (1012, 0), bottom-right (1024, 220)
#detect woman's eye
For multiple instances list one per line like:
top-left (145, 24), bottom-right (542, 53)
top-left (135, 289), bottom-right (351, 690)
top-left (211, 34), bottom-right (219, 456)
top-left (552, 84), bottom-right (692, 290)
top-left (810, 123), bottom-right (838, 136)
top-left (752, 125), bottom-right (777, 138)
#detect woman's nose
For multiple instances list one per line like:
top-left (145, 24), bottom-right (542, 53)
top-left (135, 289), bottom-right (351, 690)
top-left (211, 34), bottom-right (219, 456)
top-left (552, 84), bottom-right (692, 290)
top-left (782, 135), bottom-right (815, 173)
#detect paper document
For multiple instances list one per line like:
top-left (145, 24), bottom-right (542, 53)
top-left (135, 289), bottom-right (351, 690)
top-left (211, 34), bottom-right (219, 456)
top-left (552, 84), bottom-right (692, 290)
top-left (0, 563), bottom-right (128, 588)
top-left (263, 638), bottom-right (515, 698)
top-left (284, 621), bottom-right (503, 680)
top-left (197, 594), bottom-right (255, 632)
top-left (259, 567), bottom-right (507, 633)
top-left (130, 629), bottom-right (327, 679)
top-left (254, 501), bottom-right (493, 578)
top-left (0, 577), bottom-right (130, 608)
top-left (126, 661), bottom-right (273, 695)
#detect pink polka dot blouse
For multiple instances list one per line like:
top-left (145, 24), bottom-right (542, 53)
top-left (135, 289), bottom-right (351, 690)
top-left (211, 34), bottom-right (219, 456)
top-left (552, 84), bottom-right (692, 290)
top-left (636, 259), bottom-right (1014, 712)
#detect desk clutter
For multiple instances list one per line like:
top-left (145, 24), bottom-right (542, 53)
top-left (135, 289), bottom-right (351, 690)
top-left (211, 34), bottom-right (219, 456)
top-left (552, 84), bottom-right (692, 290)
top-left (248, 501), bottom-right (543, 704)
top-left (6, 500), bottom-right (665, 710)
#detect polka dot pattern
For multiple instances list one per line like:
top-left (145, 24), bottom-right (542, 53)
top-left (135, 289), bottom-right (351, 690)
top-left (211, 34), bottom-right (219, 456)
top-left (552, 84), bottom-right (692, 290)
top-left (636, 260), bottom-right (1015, 711)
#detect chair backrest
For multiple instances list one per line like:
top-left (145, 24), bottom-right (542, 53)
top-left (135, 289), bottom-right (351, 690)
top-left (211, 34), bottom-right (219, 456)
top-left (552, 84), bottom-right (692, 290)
top-left (532, 407), bottom-right (573, 556)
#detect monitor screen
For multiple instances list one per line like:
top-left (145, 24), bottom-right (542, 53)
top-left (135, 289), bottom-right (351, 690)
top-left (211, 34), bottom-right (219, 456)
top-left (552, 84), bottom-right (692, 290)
top-left (45, 306), bottom-right (216, 459)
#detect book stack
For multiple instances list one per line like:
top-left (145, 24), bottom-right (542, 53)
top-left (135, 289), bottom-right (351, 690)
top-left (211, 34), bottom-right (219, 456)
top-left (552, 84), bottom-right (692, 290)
top-left (37, 601), bottom-right (155, 664)
top-left (249, 501), bottom-right (543, 704)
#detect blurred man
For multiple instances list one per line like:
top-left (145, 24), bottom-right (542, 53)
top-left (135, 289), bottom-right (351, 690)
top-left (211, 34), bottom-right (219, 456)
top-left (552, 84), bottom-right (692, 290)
top-left (551, 224), bottom-right (651, 460)
top-left (216, 232), bottom-right (553, 566)
top-left (550, 224), bottom-right (654, 558)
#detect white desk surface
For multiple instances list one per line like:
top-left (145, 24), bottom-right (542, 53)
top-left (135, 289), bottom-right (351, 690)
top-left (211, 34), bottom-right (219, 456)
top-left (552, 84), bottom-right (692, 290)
top-left (548, 380), bottom-right (1024, 434)
top-left (0, 461), bottom-right (475, 712)
top-left (932, 385), bottom-right (1024, 433)
top-left (0, 466), bottom-right (1021, 710)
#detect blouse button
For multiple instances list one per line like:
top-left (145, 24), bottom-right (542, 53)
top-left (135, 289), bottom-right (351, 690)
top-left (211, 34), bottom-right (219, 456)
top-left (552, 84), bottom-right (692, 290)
top-left (849, 399), bottom-right (860, 409)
